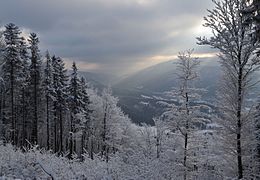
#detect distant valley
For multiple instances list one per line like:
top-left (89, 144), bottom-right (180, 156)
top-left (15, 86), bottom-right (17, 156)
top-left (81, 57), bottom-right (225, 125)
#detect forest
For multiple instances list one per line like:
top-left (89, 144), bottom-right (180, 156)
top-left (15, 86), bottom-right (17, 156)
top-left (0, 0), bottom-right (260, 179)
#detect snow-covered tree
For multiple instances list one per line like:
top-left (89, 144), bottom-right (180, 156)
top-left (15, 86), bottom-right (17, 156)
top-left (255, 101), bottom-right (260, 177)
top-left (198, 0), bottom-right (260, 178)
top-left (0, 30), bottom-right (5, 142)
top-left (0, 77), bottom-right (5, 141)
top-left (93, 88), bottom-right (113, 161)
top-left (42, 51), bottom-right (54, 150)
top-left (153, 117), bottom-right (167, 159)
top-left (67, 61), bottom-right (83, 158)
top-left (2, 23), bottom-right (24, 145)
top-left (0, 30), bottom-right (5, 62)
top-left (242, 0), bottom-right (260, 44)
top-left (100, 88), bottom-right (124, 162)
top-left (52, 56), bottom-right (68, 153)
top-left (78, 77), bottom-right (91, 160)
top-left (18, 37), bottom-right (30, 147)
top-left (85, 88), bottom-right (104, 160)
top-left (160, 50), bottom-right (213, 179)
top-left (28, 33), bottom-right (42, 145)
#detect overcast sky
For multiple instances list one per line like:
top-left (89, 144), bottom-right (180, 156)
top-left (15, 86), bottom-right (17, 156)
top-left (0, 0), bottom-right (216, 76)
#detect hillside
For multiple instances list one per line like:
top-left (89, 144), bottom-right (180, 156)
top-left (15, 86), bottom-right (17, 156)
top-left (113, 57), bottom-right (221, 124)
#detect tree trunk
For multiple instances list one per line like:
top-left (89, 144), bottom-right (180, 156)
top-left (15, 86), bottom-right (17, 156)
top-left (90, 136), bottom-right (94, 160)
top-left (237, 67), bottom-right (243, 179)
top-left (10, 60), bottom-right (15, 145)
top-left (46, 95), bottom-right (50, 150)
top-left (59, 107), bottom-right (63, 154)
top-left (156, 135), bottom-right (160, 158)
top-left (22, 88), bottom-right (26, 147)
top-left (33, 65), bottom-right (38, 145)
top-left (54, 102), bottom-right (58, 153)
top-left (0, 86), bottom-right (4, 140)
top-left (184, 92), bottom-right (189, 180)
top-left (102, 103), bottom-right (108, 158)
top-left (69, 113), bottom-right (73, 159)
top-left (80, 130), bottom-right (85, 161)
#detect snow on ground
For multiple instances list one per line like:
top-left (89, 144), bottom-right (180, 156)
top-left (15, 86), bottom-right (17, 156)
top-left (140, 101), bottom-right (149, 106)
top-left (0, 144), bottom-right (112, 180)
top-left (141, 95), bottom-right (153, 99)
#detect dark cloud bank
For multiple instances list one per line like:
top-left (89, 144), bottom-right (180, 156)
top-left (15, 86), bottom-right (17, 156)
top-left (0, 0), bottom-right (215, 75)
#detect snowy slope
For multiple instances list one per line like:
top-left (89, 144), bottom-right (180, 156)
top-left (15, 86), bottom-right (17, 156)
top-left (0, 144), bottom-right (112, 180)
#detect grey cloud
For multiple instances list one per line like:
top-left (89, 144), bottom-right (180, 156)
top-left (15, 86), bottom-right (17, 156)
top-left (0, 0), bottom-right (215, 74)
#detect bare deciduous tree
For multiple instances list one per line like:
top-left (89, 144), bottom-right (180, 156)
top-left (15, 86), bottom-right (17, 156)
top-left (198, 0), bottom-right (260, 178)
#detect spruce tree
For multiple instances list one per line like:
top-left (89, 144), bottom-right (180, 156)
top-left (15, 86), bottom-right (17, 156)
top-left (52, 56), bottom-right (68, 153)
top-left (79, 77), bottom-right (91, 160)
top-left (2, 23), bottom-right (23, 145)
top-left (42, 51), bottom-right (54, 150)
top-left (28, 33), bottom-right (42, 145)
top-left (18, 37), bottom-right (30, 147)
top-left (67, 62), bottom-right (82, 158)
